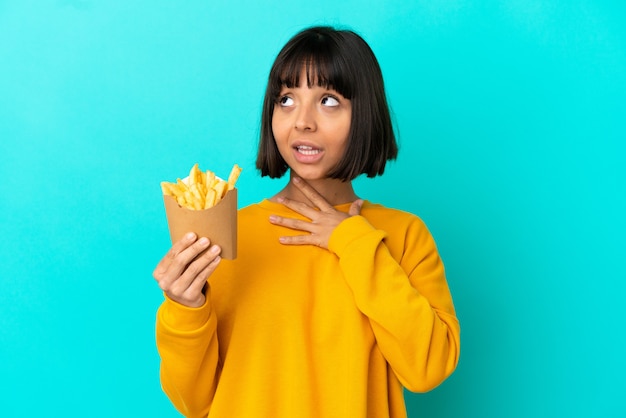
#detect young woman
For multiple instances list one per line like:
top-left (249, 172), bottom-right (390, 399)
top-left (153, 26), bottom-right (460, 418)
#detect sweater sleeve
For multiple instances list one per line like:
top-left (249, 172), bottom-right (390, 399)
top-left (328, 214), bottom-right (460, 392)
top-left (155, 288), bottom-right (221, 418)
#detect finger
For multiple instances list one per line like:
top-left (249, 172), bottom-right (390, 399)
top-left (348, 199), bottom-right (364, 216)
top-left (155, 238), bottom-right (212, 290)
top-left (278, 234), bottom-right (321, 247)
top-left (291, 177), bottom-right (334, 211)
top-left (171, 246), bottom-right (221, 297)
top-left (269, 214), bottom-right (314, 233)
top-left (186, 255), bottom-right (221, 296)
top-left (168, 255), bottom-right (219, 309)
top-left (153, 232), bottom-right (198, 276)
top-left (276, 196), bottom-right (318, 220)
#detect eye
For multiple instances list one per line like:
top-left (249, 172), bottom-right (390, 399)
top-left (278, 95), bottom-right (294, 107)
top-left (321, 95), bottom-right (340, 107)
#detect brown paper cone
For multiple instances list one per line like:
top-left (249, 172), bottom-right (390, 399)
top-left (163, 188), bottom-right (237, 259)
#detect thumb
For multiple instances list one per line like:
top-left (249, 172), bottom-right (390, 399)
top-left (348, 199), bottom-right (364, 216)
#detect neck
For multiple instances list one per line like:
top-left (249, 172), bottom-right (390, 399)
top-left (272, 172), bottom-right (358, 206)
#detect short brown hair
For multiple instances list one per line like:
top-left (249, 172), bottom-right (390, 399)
top-left (256, 26), bottom-right (398, 181)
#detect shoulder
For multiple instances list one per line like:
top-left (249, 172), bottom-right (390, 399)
top-left (359, 202), bottom-right (441, 263)
top-left (361, 202), bottom-right (428, 231)
top-left (360, 202), bottom-right (437, 249)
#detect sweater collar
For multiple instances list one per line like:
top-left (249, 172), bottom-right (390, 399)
top-left (257, 198), bottom-right (366, 215)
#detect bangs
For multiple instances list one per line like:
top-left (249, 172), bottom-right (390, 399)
top-left (270, 36), bottom-right (353, 99)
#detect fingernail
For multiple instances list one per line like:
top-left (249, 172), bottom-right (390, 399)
top-left (293, 177), bottom-right (301, 184)
top-left (269, 215), bottom-right (278, 222)
top-left (210, 245), bottom-right (221, 254)
top-left (185, 232), bottom-right (196, 241)
top-left (276, 196), bottom-right (285, 203)
top-left (198, 237), bottom-right (209, 246)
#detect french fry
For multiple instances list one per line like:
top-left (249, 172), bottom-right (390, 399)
top-left (205, 170), bottom-right (216, 188)
top-left (213, 180), bottom-right (228, 204)
top-left (161, 182), bottom-right (177, 196)
top-left (204, 188), bottom-right (217, 209)
top-left (189, 163), bottom-right (203, 186)
top-left (189, 184), bottom-right (205, 210)
top-left (162, 163), bottom-right (241, 210)
top-left (227, 164), bottom-right (242, 190)
top-left (176, 178), bottom-right (188, 191)
top-left (175, 193), bottom-right (187, 207)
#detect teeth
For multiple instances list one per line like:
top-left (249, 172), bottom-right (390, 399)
top-left (296, 145), bottom-right (320, 155)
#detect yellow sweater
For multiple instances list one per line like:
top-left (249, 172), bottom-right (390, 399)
top-left (156, 199), bottom-right (460, 418)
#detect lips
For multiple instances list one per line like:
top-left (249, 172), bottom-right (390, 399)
top-left (292, 143), bottom-right (323, 163)
top-left (295, 145), bottom-right (321, 155)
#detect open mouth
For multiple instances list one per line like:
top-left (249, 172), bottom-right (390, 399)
top-left (295, 145), bottom-right (321, 155)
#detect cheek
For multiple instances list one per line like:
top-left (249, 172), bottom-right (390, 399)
top-left (337, 118), bottom-right (352, 146)
top-left (271, 115), bottom-right (286, 142)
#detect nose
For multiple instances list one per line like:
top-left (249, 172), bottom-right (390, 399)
top-left (294, 103), bottom-right (316, 131)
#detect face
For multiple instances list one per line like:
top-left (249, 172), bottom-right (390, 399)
top-left (271, 72), bottom-right (352, 182)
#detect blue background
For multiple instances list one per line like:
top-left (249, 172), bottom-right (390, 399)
top-left (1, 1), bottom-right (625, 417)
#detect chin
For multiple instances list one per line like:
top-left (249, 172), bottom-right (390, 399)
top-left (291, 170), bottom-right (328, 181)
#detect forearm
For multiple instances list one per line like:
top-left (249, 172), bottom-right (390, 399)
top-left (156, 290), bottom-right (221, 417)
top-left (329, 215), bottom-right (461, 392)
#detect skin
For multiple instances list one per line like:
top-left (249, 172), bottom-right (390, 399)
top-left (270, 176), bottom-right (362, 248)
top-left (153, 74), bottom-right (363, 308)
top-left (269, 76), bottom-right (363, 247)
top-left (270, 76), bottom-right (354, 201)
top-left (153, 233), bottom-right (221, 308)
